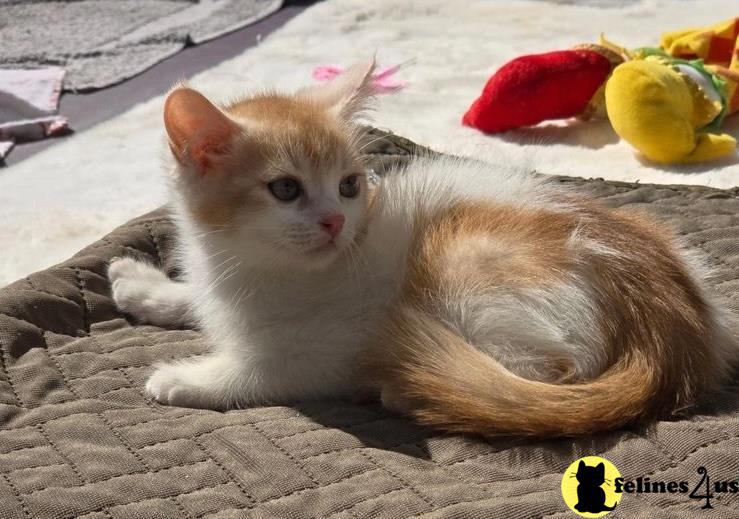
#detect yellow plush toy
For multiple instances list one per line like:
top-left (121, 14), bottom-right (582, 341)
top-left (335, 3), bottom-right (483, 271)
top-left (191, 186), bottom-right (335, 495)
top-left (605, 18), bottom-right (739, 164)
top-left (464, 17), bottom-right (739, 165)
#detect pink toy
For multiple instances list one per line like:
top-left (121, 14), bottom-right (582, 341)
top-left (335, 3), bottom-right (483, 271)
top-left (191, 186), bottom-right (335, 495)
top-left (312, 61), bottom-right (411, 93)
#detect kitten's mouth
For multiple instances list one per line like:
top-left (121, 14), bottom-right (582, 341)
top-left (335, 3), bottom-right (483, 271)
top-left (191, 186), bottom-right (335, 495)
top-left (308, 240), bottom-right (338, 254)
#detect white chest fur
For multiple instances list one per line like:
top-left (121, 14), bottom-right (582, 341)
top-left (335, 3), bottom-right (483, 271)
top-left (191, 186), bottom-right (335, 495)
top-left (181, 216), bottom-right (407, 401)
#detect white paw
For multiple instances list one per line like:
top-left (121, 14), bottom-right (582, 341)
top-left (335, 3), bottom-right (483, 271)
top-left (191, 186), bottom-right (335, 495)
top-left (108, 257), bottom-right (186, 326)
top-left (145, 365), bottom-right (209, 408)
top-left (109, 257), bottom-right (165, 313)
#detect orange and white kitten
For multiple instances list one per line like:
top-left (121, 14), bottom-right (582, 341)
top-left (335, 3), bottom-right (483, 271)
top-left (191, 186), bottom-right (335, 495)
top-left (109, 62), bottom-right (738, 437)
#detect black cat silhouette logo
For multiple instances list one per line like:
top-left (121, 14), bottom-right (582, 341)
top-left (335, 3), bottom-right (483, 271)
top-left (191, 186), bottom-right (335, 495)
top-left (561, 456), bottom-right (621, 517)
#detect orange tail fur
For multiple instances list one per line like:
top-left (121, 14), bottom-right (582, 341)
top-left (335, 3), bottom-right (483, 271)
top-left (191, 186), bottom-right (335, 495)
top-left (372, 305), bottom-right (678, 438)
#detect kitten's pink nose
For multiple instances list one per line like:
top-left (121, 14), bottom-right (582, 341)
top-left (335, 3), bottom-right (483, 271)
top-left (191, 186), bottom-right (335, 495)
top-left (320, 214), bottom-right (345, 239)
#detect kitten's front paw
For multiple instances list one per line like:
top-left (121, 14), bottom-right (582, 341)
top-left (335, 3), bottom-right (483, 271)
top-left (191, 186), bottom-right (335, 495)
top-left (108, 257), bottom-right (186, 326)
top-left (145, 366), bottom-right (212, 409)
top-left (109, 257), bottom-right (163, 316)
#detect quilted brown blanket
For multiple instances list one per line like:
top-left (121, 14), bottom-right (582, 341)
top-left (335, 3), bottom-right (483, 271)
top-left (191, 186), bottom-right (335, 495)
top-left (1, 132), bottom-right (738, 518)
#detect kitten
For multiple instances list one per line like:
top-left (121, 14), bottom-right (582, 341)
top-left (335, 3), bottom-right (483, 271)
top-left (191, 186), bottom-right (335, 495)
top-left (109, 61), bottom-right (738, 437)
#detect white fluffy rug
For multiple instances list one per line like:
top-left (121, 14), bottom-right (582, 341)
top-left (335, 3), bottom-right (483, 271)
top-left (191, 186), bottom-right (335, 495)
top-left (2, 0), bottom-right (738, 286)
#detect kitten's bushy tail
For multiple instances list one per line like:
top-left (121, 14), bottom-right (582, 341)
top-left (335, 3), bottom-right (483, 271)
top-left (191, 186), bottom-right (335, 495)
top-left (370, 305), bottom-right (674, 438)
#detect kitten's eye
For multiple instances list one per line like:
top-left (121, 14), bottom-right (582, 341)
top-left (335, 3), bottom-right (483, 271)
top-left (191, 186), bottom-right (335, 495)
top-left (339, 175), bottom-right (360, 198)
top-left (268, 178), bottom-right (302, 202)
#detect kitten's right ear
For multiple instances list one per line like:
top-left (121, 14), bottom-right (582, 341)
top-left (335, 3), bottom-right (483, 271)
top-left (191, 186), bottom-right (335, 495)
top-left (298, 59), bottom-right (376, 121)
top-left (164, 88), bottom-right (240, 174)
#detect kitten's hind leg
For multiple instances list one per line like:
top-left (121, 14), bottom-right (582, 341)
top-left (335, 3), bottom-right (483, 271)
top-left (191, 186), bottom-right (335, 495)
top-left (146, 353), bottom-right (244, 409)
top-left (108, 257), bottom-right (193, 327)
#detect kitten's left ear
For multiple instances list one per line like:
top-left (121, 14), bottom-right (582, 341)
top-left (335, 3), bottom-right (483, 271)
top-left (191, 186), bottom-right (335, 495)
top-left (298, 59), bottom-right (376, 121)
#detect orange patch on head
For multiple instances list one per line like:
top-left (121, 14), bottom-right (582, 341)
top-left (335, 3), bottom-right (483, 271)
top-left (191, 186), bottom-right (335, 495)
top-left (226, 93), bottom-right (355, 175)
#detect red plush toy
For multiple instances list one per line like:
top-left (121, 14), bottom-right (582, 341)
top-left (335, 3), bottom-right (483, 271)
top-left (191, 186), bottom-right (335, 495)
top-left (462, 48), bottom-right (619, 133)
